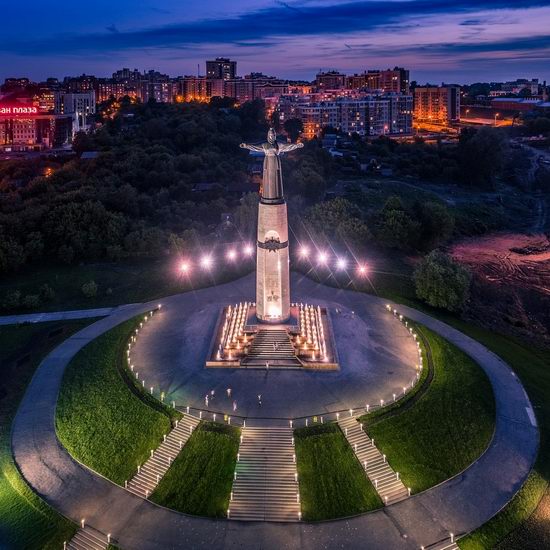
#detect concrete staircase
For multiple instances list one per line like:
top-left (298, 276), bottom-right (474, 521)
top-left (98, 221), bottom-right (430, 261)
top-left (338, 416), bottom-right (409, 505)
top-left (430, 540), bottom-right (459, 550)
top-left (65, 526), bottom-right (108, 550)
top-left (229, 426), bottom-right (301, 521)
top-left (241, 329), bottom-right (302, 368)
top-left (126, 414), bottom-right (201, 498)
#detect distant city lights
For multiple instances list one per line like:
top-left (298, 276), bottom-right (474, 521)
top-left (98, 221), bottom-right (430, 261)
top-left (336, 258), bottom-right (347, 270)
top-left (243, 244), bottom-right (254, 256)
top-left (299, 246), bottom-right (309, 258)
top-left (317, 251), bottom-right (328, 265)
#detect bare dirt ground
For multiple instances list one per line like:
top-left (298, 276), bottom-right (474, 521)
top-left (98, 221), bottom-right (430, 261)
top-left (450, 232), bottom-right (550, 346)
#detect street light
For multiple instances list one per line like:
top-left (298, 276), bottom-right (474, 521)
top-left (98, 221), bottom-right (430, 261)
top-left (494, 112), bottom-right (500, 127)
top-left (200, 255), bottom-right (213, 269)
top-left (226, 249), bottom-right (237, 261)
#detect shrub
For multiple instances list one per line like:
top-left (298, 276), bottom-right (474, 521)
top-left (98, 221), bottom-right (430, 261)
top-left (414, 250), bottom-right (471, 312)
top-left (2, 290), bottom-right (21, 310)
top-left (81, 280), bottom-right (98, 298)
top-left (39, 284), bottom-right (56, 302)
top-left (22, 294), bottom-right (41, 309)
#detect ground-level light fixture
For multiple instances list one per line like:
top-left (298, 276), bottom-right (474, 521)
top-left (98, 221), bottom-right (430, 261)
top-left (243, 244), bottom-right (254, 256)
top-left (299, 246), bottom-right (309, 258)
top-left (317, 251), bottom-right (328, 265)
top-left (226, 249), bottom-right (237, 261)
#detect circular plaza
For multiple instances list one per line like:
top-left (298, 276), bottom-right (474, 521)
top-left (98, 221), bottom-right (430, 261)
top-left (130, 271), bottom-right (419, 419)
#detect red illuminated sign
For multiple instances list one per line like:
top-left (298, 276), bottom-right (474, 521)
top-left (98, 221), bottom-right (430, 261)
top-left (0, 106), bottom-right (38, 115)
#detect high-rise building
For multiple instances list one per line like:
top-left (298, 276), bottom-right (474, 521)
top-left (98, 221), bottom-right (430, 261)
top-left (414, 86), bottom-right (461, 125)
top-left (206, 58), bottom-right (237, 80)
top-left (278, 94), bottom-right (413, 138)
top-left (315, 71), bottom-right (346, 90)
top-left (54, 91), bottom-right (96, 132)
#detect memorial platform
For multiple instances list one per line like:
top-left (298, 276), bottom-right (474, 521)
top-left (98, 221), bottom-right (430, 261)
top-left (205, 302), bottom-right (339, 370)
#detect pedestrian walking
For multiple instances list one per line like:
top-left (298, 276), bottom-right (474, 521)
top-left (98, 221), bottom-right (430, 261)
top-left (227, 388), bottom-right (232, 398)
top-left (205, 395), bottom-right (209, 407)
top-left (266, 360), bottom-right (270, 370)
top-left (233, 400), bottom-right (237, 412)
top-left (258, 394), bottom-right (262, 406)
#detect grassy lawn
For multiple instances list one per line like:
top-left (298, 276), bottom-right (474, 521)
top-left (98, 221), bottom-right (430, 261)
top-left (56, 315), bottom-right (180, 485)
top-left (0, 321), bottom-right (94, 549)
top-left (361, 323), bottom-right (496, 493)
top-left (294, 423), bottom-right (383, 521)
top-left (151, 422), bottom-right (240, 518)
top-left (0, 257), bottom-right (253, 314)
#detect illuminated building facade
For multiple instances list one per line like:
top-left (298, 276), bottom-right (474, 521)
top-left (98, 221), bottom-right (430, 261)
top-left (206, 58), bottom-right (237, 80)
top-left (0, 106), bottom-right (72, 151)
top-left (54, 91), bottom-right (96, 132)
top-left (414, 86), bottom-right (461, 125)
top-left (276, 94), bottom-right (413, 138)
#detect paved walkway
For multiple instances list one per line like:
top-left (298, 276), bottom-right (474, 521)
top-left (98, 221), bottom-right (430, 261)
top-left (128, 273), bottom-right (419, 419)
top-left (0, 304), bottom-right (136, 325)
top-left (11, 274), bottom-right (539, 549)
top-left (338, 415), bottom-right (409, 505)
top-left (230, 426), bottom-right (300, 521)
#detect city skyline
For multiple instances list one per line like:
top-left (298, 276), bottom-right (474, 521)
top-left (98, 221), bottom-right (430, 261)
top-left (2, 0), bottom-right (550, 83)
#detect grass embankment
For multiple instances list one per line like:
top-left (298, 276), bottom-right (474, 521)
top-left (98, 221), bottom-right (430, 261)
top-left (360, 323), bottom-right (495, 493)
top-left (0, 256), bottom-right (254, 314)
top-left (151, 422), bottom-right (239, 517)
top-left (0, 321), bottom-right (93, 549)
top-left (56, 315), bottom-right (180, 485)
top-left (294, 423), bottom-right (382, 521)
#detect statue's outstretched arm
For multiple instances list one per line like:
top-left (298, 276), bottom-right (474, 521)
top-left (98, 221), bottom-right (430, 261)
top-left (279, 143), bottom-right (304, 152)
top-left (240, 143), bottom-right (264, 152)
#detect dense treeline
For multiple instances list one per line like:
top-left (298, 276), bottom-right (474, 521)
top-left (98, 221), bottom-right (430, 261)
top-left (0, 100), bottom-right (271, 276)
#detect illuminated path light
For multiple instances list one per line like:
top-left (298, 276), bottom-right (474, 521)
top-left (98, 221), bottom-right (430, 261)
top-left (243, 243), bottom-right (254, 256)
top-left (226, 249), bottom-right (237, 261)
top-left (299, 245), bottom-right (309, 258)
top-left (180, 261), bottom-right (190, 273)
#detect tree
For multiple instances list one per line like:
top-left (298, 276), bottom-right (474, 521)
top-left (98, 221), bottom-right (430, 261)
top-left (305, 198), bottom-right (371, 246)
top-left (414, 250), bottom-right (471, 312)
top-left (415, 201), bottom-right (455, 250)
top-left (234, 193), bottom-right (259, 240)
top-left (457, 127), bottom-right (508, 189)
top-left (72, 131), bottom-right (94, 155)
top-left (81, 280), bottom-right (98, 298)
top-left (376, 196), bottom-right (420, 250)
top-left (284, 118), bottom-right (304, 143)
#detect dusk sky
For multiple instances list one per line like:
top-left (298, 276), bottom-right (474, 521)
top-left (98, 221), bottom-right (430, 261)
top-left (2, 0), bottom-right (550, 83)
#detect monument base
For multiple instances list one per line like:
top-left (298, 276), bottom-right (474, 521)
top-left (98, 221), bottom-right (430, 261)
top-left (205, 302), bottom-right (339, 370)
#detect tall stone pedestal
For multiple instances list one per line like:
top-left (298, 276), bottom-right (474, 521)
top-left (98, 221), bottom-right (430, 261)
top-left (256, 201), bottom-right (290, 322)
